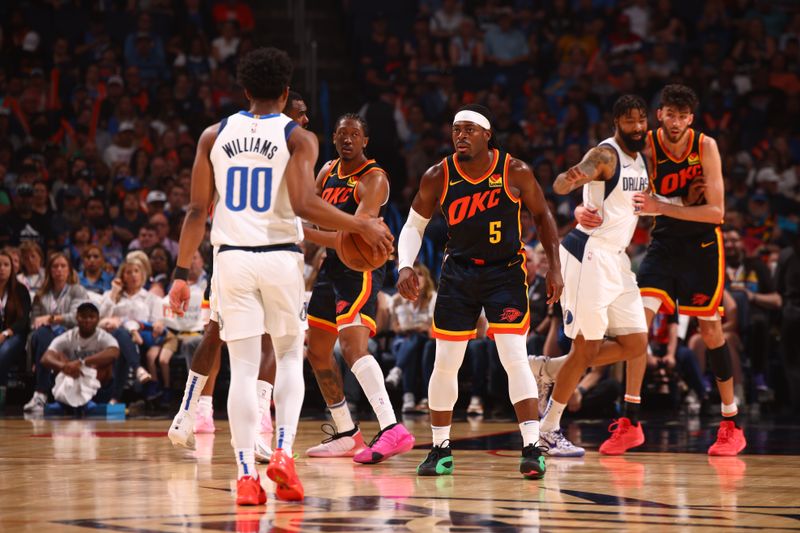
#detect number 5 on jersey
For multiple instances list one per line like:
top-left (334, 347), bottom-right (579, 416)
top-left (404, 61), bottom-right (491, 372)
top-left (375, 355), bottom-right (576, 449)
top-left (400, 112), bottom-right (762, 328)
top-left (225, 166), bottom-right (273, 212)
top-left (489, 220), bottom-right (501, 243)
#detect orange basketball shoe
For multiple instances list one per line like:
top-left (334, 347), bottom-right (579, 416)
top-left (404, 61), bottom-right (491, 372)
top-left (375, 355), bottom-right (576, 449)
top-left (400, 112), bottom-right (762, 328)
top-left (236, 476), bottom-right (267, 506)
top-left (599, 417), bottom-right (645, 455)
top-left (708, 420), bottom-right (746, 456)
top-left (267, 449), bottom-right (304, 501)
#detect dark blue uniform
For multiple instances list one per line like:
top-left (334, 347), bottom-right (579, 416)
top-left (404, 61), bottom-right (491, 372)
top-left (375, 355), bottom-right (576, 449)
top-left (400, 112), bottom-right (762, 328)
top-left (433, 149), bottom-right (530, 340)
top-left (307, 158), bottom-right (387, 336)
top-left (638, 128), bottom-right (724, 317)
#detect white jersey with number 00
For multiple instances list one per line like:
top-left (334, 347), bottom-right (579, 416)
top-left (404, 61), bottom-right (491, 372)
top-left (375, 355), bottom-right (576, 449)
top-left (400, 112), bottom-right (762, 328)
top-left (209, 111), bottom-right (303, 247)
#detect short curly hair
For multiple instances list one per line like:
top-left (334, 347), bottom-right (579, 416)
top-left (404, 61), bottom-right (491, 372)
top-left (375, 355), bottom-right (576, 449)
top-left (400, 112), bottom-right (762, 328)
top-left (612, 94), bottom-right (647, 119)
top-left (659, 84), bottom-right (698, 113)
top-left (236, 47), bottom-right (293, 101)
top-left (335, 113), bottom-right (369, 137)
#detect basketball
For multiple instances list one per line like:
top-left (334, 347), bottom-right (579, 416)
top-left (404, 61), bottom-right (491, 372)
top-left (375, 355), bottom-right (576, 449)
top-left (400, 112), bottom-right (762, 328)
top-left (335, 223), bottom-right (390, 272)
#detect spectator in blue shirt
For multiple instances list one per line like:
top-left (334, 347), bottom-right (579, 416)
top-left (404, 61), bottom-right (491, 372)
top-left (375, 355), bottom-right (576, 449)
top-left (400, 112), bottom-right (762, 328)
top-left (79, 245), bottom-right (114, 296)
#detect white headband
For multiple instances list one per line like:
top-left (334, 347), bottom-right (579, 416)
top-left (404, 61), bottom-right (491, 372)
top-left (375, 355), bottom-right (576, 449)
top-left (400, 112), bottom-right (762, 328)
top-left (453, 110), bottom-right (491, 130)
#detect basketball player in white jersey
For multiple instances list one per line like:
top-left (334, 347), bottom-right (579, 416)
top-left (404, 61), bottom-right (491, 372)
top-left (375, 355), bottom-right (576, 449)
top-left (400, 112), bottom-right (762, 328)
top-left (168, 48), bottom-right (392, 506)
top-left (534, 95), bottom-right (651, 456)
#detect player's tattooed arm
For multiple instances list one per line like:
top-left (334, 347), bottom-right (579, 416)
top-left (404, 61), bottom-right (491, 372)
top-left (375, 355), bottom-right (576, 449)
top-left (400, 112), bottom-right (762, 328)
top-left (312, 366), bottom-right (346, 405)
top-left (553, 145), bottom-right (616, 195)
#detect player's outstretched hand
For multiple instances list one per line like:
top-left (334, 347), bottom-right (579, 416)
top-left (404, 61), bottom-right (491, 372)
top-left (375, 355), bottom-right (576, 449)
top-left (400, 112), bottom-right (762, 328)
top-left (356, 216), bottom-right (394, 260)
top-left (575, 205), bottom-right (603, 228)
top-left (545, 269), bottom-right (564, 305)
top-left (396, 266), bottom-right (419, 301)
top-left (169, 279), bottom-right (190, 317)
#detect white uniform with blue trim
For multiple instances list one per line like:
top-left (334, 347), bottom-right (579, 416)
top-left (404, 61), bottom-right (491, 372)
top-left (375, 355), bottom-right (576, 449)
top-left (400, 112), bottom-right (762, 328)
top-left (208, 111), bottom-right (307, 341)
top-left (559, 136), bottom-right (648, 340)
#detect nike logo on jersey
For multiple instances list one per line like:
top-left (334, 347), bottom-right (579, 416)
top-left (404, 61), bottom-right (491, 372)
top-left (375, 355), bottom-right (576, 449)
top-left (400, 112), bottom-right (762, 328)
top-left (701, 240), bottom-right (715, 248)
top-left (449, 178), bottom-right (464, 186)
top-left (657, 158), bottom-right (669, 164)
top-left (623, 163), bottom-right (632, 168)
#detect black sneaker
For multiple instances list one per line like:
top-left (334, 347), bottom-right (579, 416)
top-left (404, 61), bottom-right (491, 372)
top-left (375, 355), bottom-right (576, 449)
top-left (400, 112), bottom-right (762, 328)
top-left (520, 444), bottom-right (547, 479)
top-left (416, 440), bottom-right (454, 476)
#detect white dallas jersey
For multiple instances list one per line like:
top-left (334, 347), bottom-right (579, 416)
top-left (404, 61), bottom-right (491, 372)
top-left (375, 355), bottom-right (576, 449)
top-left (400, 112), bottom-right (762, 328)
top-left (577, 136), bottom-right (648, 245)
top-left (209, 111), bottom-right (303, 247)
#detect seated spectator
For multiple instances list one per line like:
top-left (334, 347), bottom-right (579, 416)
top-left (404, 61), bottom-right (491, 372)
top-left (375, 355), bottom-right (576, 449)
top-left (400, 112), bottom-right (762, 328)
top-left (99, 259), bottom-right (164, 403)
top-left (78, 245), bottom-right (114, 296)
top-left (17, 240), bottom-right (45, 298)
top-left (646, 308), bottom-right (706, 413)
top-left (65, 224), bottom-right (92, 270)
top-left (0, 251), bottom-right (32, 400)
top-left (145, 251), bottom-right (206, 405)
top-left (23, 252), bottom-right (89, 414)
top-left (386, 262), bottom-right (436, 413)
top-left (113, 191), bottom-right (147, 246)
top-left (130, 214), bottom-right (179, 258)
top-left (147, 244), bottom-right (173, 297)
top-left (40, 301), bottom-right (120, 410)
top-left (128, 223), bottom-right (160, 254)
top-left (724, 227), bottom-right (782, 394)
top-left (93, 217), bottom-right (125, 270)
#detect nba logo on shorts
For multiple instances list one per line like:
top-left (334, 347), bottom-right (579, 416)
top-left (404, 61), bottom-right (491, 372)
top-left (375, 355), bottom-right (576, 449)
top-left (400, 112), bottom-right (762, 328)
top-left (565, 310), bottom-right (574, 325)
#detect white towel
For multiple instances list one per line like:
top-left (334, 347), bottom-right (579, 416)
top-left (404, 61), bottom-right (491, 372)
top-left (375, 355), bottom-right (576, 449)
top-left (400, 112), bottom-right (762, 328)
top-left (52, 364), bottom-right (102, 407)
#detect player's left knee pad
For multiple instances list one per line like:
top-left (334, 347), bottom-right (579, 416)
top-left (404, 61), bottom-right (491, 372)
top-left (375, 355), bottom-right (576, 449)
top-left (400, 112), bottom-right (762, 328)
top-left (707, 343), bottom-right (733, 382)
top-left (272, 334), bottom-right (304, 362)
top-left (428, 339), bottom-right (468, 411)
top-left (494, 334), bottom-right (538, 404)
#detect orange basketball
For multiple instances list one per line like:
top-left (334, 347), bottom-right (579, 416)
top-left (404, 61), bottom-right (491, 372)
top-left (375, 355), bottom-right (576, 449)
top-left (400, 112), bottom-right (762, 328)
top-left (335, 225), bottom-right (390, 272)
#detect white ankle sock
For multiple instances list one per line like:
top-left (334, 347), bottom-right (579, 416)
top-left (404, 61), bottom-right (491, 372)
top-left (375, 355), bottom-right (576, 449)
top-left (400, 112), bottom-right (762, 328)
top-left (197, 395), bottom-right (213, 414)
top-left (432, 425), bottom-right (451, 447)
top-left (328, 398), bottom-right (356, 433)
top-left (351, 355), bottom-right (397, 429)
top-left (256, 380), bottom-right (273, 417)
top-left (276, 425), bottom-right (296, 454)
top-left (519, 420), bottom-right (540, 447)
top-left (180, 371), bottom-right (208, 416)
top-left (235, 448), bottom-right (256, 479)
top-left (540, 399), bottom-right (566, 433)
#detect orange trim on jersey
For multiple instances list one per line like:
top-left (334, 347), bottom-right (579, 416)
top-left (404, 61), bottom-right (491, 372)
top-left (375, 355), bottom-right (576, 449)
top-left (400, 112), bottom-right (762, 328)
top-left (336, 271), bottom-right (372, 324)
top-left (501, 154), bottom-right (520, 203)
top-left (324, 159), bottom-right (340, 179)
top-left (452, 149), bottom-right (500, 184)
top-left (431, 322), bottom-right (478, 341)
top-left (338, 158), bottom-right (376, 179)
top-left (640, 287), bottom-right (677, 314)
top-left (698, 132), bottom-right (705, 162)
top-left (440, 158), bottom-right (450, 206)
top-left (308, 315), bottom-right (338, 335)
top-left (487, 312), bottom-right (530, 339)
top-left (647, 130), bottom-right (658, 190)
top-left (657, 128), bottom-right (694, 163)
top-left (677, 227), bottom-right (725, 316)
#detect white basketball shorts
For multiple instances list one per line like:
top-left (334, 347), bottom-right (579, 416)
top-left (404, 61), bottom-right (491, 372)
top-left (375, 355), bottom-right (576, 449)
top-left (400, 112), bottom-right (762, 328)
top-left (213, 248), bottom-right (308, 342)
top-left (559, 231), bottom-right (647, 341)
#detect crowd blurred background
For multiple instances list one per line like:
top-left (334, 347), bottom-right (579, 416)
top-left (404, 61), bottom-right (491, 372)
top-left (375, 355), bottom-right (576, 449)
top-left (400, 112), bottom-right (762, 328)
top-left (0, 0), bottom-right (797, 419)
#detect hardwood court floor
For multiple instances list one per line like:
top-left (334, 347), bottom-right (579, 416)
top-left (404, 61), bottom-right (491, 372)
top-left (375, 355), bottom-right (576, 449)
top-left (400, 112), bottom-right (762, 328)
top-left (1, 416), bottom-right (799, 532)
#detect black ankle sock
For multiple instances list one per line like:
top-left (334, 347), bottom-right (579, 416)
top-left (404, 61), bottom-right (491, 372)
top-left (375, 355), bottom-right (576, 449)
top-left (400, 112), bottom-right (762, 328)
top-left (722, 414), bottom-right (740, 428)
top-left (624, 401), bottom-right (640, 425)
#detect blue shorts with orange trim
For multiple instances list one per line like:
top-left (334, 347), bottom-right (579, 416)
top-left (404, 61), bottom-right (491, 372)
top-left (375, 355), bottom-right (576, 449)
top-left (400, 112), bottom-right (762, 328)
top-left (638, 227), bottom-right (725, 317)
top-left (307, 253), bottom-right (385, 337)
top-left (432, 253), bottom-right (530, 341)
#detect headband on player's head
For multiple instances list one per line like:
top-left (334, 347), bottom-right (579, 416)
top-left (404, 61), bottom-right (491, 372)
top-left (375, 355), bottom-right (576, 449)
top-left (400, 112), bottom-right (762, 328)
top-left (453, 110), bottom-right (491, 130)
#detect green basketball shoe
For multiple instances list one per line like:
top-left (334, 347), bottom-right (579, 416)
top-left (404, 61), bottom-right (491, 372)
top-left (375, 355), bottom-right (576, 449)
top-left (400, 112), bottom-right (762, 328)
top-left (416, 441), bottom-right (454, 476)
top-left (520, 444), bottom-right (547, 479)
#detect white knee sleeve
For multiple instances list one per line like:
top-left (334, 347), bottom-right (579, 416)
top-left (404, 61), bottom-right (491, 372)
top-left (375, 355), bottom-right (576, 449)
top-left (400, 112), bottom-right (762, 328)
top-left (227, 335), bottom-right (261, 450)
top-left (271, 334), bottom-right (305, 449)
top-left (428, 339), bottom-right (468, 411)
top-left (495, 334), bottom-right (538, 404)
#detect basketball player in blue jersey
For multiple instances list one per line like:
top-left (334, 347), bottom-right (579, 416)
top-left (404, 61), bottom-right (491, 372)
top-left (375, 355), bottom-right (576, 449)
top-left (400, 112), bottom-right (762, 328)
top-left (396, 104), bottom-right (563, 479)
top-left (168, 48), bottom-right (392, 505)
top-left (167, 93), bottom-right (311, 462)
top-left (530, 95), bottom-right (652, 457)
top-left (300, 113), bottom-right (414, 463)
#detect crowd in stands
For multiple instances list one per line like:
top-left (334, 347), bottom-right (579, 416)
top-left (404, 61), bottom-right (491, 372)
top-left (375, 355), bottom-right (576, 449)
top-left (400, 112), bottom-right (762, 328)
top-left (0, 0), bottom-right (798, 417)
